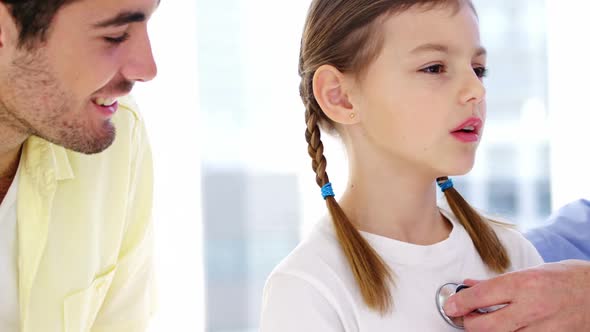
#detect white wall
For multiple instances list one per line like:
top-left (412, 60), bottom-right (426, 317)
top-left (547, 0), bottom-right (590, 209)
top-left (133, 1), bottom-right (205, 330)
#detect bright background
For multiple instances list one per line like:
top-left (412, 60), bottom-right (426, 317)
top-left (131, 0), bottom-right (590, 331)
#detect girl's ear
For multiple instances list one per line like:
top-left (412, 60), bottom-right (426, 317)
top-left (313, 64), bottom-right (360, 125)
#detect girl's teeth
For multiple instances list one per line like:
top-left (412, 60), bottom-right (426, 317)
top-left (463, 126), bottom-right (475, 131)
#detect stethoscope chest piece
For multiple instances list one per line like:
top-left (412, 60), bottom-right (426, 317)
top-left (436, 283), bottom-right (466, 329)
top-left (436, 282), bottom-right (507, 329)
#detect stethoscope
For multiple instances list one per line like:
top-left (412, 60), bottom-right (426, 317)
top-left (436, 283), bottom-right (506, 329)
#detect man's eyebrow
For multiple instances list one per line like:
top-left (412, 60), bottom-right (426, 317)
top-left (410, 43), bottom-right (487, 57)
top-left (93, 11), bottom-right (147, 28)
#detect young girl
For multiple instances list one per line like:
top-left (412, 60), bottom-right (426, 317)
top-left (260, 0), bottom-right (543, 331)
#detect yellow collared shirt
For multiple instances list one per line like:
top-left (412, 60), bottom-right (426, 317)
top-left (17, 96), bottom-right (155, 332)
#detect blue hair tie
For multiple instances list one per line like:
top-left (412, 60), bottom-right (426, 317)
top-left (321, 182), bottom-right (335, 200)
top-left (438, 178), bottom-right (454, 192)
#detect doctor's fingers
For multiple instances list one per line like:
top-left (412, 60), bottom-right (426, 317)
top-left (446, 274), bottom-right (518, 316)
top-left (464, 289), bottom-right (568, 332)
top-left (463, 306), bottom-right (529, 332)
top-left (462, 279), bottom-right (483, 286)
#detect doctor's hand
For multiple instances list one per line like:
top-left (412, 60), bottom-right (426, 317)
top-left (443, 260), bottom-right (590, 332)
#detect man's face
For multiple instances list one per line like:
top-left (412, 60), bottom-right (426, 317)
top-left (0, 0), bottom-right (159, 154)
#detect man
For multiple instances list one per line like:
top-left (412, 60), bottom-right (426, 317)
top-left (0, 0), bottom-right (158, 330)
top-left (444, 200), bottom-right (590, 331)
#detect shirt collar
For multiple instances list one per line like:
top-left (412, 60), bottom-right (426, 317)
top-left (22, 136), bottom-right (75, 182)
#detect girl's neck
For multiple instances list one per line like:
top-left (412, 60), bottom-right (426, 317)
top-left (339, 144), bottom-right (452, 245)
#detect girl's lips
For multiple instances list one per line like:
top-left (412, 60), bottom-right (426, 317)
top-left (450, 117), bottom-right (482, 143)
top-left (451, 131), bottom-right (479, 143)
top-left (451, 117), bottom-right (483, 135)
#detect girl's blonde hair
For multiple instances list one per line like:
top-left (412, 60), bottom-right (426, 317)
top-left (299, 0), bottom-right (510, 314)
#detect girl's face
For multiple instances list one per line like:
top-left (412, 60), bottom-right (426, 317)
top-left (349, 4), bottom-right (486, 177)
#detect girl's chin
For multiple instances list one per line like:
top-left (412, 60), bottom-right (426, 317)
top-left (441, 163), bottom-right (476, 178)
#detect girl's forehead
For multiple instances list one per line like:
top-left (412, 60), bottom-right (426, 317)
top-left (378, 5), bottom-right (480, 50)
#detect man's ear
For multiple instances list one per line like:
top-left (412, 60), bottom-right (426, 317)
top-left (0, 3), bottom-right (20, 50)
top-left (312, 65), bottom-right (360, 125)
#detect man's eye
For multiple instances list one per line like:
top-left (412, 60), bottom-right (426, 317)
top-left (104, 33), bottom-right (130, 44)
top-left (473, 66), bottom-right (488, 78)
top-left (420, 64), bottom-right (446, 74)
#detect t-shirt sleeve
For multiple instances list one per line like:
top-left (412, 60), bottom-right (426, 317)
top-left (492, 223), bottom-right (544, 270)
top-left (260, 272), bottom-right (345, 332)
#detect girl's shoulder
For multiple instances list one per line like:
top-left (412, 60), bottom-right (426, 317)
top-left (485, 219), bottom-right (544, 269)
top-left (439, 201), bottom-right (544, 270)
top-left (261, 217), bottom-right (360, 331)
top-left (266, 216), bottom-right (351, 284)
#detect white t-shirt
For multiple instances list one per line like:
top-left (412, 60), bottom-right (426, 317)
top-left (260, 206), bottom-right (543, 332)
top-left (0, 168), bottom-right (20, 332)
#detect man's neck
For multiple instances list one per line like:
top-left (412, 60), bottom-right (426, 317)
top-left (0, 145), bottom-right (23, 204)
top-left (0, 175), bottom-right (16, 204)
top-left (0, 104), bottom-right (29, 202)
top-left (0, 117), bottom-right (27, 172)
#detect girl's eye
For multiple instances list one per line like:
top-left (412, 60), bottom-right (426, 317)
top-left (104, 33), bottom-right (130, 44)
top-left (420, 64), bottom-right (446, 74)
top-left (473, 66), bottom-right (488, 78)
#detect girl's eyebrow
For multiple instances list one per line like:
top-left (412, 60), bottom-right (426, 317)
top-left (410, 43), bottom-right (487, 57)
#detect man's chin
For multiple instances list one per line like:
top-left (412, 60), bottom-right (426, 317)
top-left (78, 134), bottom-right (116, 155)
top-left (42, 124), bottom-right (117, 154)
top-left (77, 127), bottom-right (117, 155)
